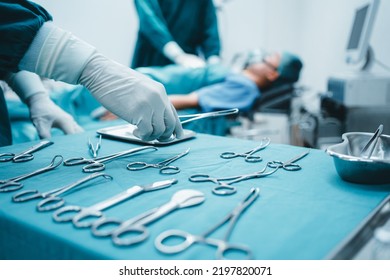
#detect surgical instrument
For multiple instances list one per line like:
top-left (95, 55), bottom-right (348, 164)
top-left (52, 179), bottom-right (178, 227)
top-left (127, 148), bottom-right (190, 174)
top-left (360, 124), bottom-right (383, 159)
top-left (155, 187), bottom-right (259, 260)
top-left (267, 150), bottom-right (310, 171)
top-left (88, 135), bottom-right (102, 158)
top-left (220, 137), bottom-right (270, 162)
top-left (0, 155), bottom-right (63, 193)
top-left (189, 166), bottom-right (277, 196)
top-left (179, 108), bottom-right (239, 124)
top-left (92, 189), bottom-right (205, 246)
top-left (63, 146), bottom-right (157, 172)
top-left (0, 140), bottom-right (53, 163)
top-left (12, 172), bottom-right (112, 212)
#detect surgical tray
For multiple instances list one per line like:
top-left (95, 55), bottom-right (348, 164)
top-left (327, 195), bottom-right (390, 259)
top-left (97, 124), bottom-right (196, 146)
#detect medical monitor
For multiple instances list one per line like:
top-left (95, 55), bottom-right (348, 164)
top-left (345, 0), bottom-right (379, 66)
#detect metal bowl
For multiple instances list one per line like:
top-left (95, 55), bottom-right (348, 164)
top-left (326, 132), bottom-right (390, 184)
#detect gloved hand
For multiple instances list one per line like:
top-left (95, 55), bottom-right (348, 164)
top-left (19, 23), bottom-right (183, 141)
top-left (79, 53), bottom-right (183, 141)
top-left (175, 53), bottom-right (206, 68)
top-left (207, 55), bottom-right (221, 65)
top-left (26, 92), bottom-right (84, 139)
top-left (5, 71), bottom-right (83, 139)
top-left (163, 41), bottom-right (205, 68)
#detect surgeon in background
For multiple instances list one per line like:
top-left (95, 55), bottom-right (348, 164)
top-left (131, 0), bottom-right (221, 69)
top-left (0, 0), bottom-right (183, 147)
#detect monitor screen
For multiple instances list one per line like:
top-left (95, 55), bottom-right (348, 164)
top-left (346, 5), bottom-right (369, 50)
top-left (345, 0), bottom-right (379, 66)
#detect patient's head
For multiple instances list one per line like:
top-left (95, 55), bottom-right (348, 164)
top-left (243, 51), bottom-right (303, 90)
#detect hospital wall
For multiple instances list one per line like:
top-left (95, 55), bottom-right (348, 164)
top-left (34, 0), bottom-right (390, 97)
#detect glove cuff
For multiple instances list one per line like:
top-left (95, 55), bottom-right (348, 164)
top-left (4, 71), bottom-right (46, 103)
top-left (163, 41), bottom-right (184, 62)
top-left (20, 22), bottom-right (96, 84)
top-left (25, 91), bottom-right (51, 107)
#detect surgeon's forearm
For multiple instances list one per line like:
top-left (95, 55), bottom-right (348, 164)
top-left (169, 93), bottom-right (199, 110)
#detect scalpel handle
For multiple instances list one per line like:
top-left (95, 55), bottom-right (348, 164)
top-left (90, 185), bottom-right (144, 211)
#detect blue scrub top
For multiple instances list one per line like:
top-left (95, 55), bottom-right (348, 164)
top-left (196, 73), bottom-right (261, 113)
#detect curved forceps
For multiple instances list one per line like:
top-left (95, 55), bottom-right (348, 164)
top-left (189, 166), bottom-right (277, 196)
top-left (155, 187), bottom-right (260, 260)
top-left (63, 146), bottom-right (157, 172)
top-left (127, 148), bottom-right (190, 174)
top-left (179, 108), bottom-right (239, 125)
top-left (0, 155), bottom-right (63, 193)
top-left (52, 179), bottom-right (178, 227)
top-left (220, 137), bottom-right (270, 162)
top-left (267, 150), bottom-right (310, 171)
top-left (12, 172), bottom-right (112, 212)
top-left (91, 189), bottom-right (205, 246)
top-left (0, 140), bottom-right (53, 163)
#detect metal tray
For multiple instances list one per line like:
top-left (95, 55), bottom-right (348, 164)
top-left (327, 195), bottom-right (390, 259)
top-left (97, 124), bottom-right (196, 146)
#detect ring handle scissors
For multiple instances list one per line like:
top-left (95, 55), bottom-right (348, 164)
top-left (63, 146), bottom-right (157, 172)
top-left (155, 187), bottom-right (259, 259)
top-left (92, 189), bottom-right (205, 246)
top-left (127, 148), bottom-right (190, 174)
top-left (267, 150), bottom-right (310, 171)
top-left (52, 179), bottom-right (177, 227)
top-left (0, 155), bottom-right (63, 193)
top-left (189, 174), bottom-right (238, 196)
top-left (0, 140), bottom-right (53, 163)
top-left (220, 137), bottom-right (270, 162)
top-left (12, 172), bottom-right (112, 212)
top-left (189, 166), bottom-right (277, 196)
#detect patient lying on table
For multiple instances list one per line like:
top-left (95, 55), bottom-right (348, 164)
top-left (137, 51), bottom-right (303, 113)
top-left (100, 51), bottom-right (303, 121)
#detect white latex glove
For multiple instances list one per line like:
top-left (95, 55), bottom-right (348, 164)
top-left (20, 23), bottom-right (183, 141)
top-left (175, 53), bottom-right (206, 68)
top-left (79, 53), bottom-right (183, 141)
top-left (207, 55), bottom-right (221, 65)
top-left (26, 92), bottom-right (84, 139)
top-left (5, 71), bottom-right (83, 139)
top-left (163, 41), bottom-right (205, 68)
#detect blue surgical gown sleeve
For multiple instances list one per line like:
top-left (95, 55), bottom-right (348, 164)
top-left (199, 0), bottom-right (221, 59)
top-left (0, 0), bottom-right (52, 147)
top-left (131, 0), bottom-right (221, 68)
top-left (0, 0), bottom-right (52, 76)
top-left (133, 0), bottom-right (174, 53)
top-left (195, 73), bottom-right (261, 113)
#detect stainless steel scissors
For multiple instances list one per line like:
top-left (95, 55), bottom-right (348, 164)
top-left (52, 178), bottom-right (178, 227)
top-left (179, 108), bottom-right (239, 124)
top-left (220, 137), bottom-right (270, 162)
top-left (267, 150), bottom-right (310, 171)
top-left (126, 148), bottom-right (190, 174)
top-left (88, 135), bottom-right (102, 158)
top-left (155, 187), bottom-right (259, 260)
top-left (91, 189), bottom-right (205, 246)
top-left (63, 146), bottom-right (157, 172)
top-left (12, 172), bottom-right (112, 212)
top-left (0, 140), bottom-right (53, 163)
top-left (189, 166), bottom-right (277, 196)
top-left (0, 155), bottom-right (63, 193)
